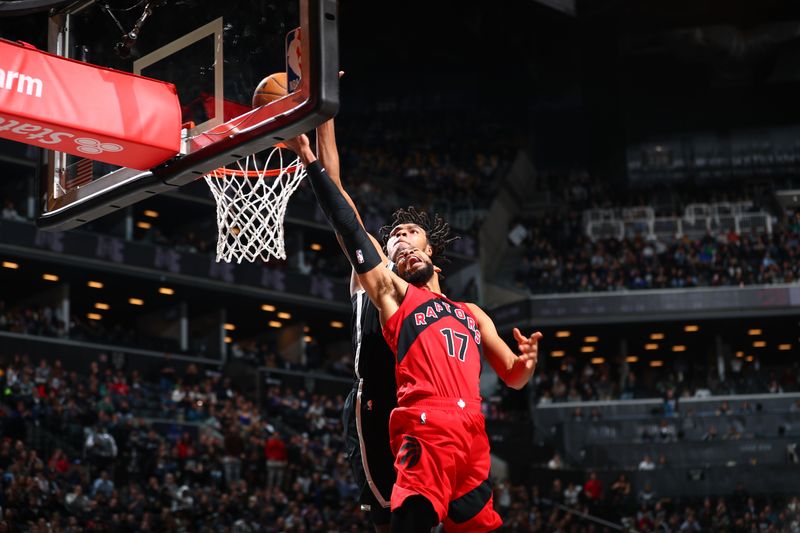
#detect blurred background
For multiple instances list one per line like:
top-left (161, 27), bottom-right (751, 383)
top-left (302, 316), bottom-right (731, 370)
top-left (0, 0), bottom-right (799, 531)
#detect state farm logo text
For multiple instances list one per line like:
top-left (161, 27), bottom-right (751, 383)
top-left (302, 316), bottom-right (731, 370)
top-left (0, 115), bottom-right (125, 153)
top-left (0, 68), bottom-right (43, 98)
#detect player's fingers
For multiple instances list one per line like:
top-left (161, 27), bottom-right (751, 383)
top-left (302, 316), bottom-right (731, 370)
top-left (513, 328), bottom-right (526, 344)
top-left (531, 331), bottom-right (544, 343)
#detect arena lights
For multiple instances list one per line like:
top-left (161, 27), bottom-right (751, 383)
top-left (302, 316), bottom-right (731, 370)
top-left (580, 346), bottom-right (595, 353)
top-left (136, 221), bottom-right (152, 229)
top-left (551, 350), bottom-right (565, 358)
top-left (143, 210), bottom-right (159, 218)
top-left (330, 320), bottom-right (345, 329)
top-left (277, 312), bottom-right (292, 319)
top-left (684, 325), bottom-right (699, 332)
top-left (42, 273), bottom-right (59, 281)
top-left (128, 298), bottom-right (144, 306)
top-left (626, 356), bottom-right (639, 363)
top-left (224, 323), bottom-right (236, 331)
top-left (748, 329), bottom-right (762, 336)
top-left (303, 326), bottom-right (310, 333)
top-left (87, 281), bottom-right (103, 289)
top-left (590, 357), bottom-right (605, 364)
top-left (225, 336), bottom-right (233, 343)
top-left (672, 345), bottom-right (687, 352)
top-left (746, 355), bottom-right (754, 362)
top-left (94, 303), bottom-right (110, 311)
top-left (649, 360), bottom-right (664, 367)
top-left (779, 344), bottom-right (792, 351)
top-left (268, 321), bottom-right (282, 328)
top-left (555, 331), bottom-right (571, 338)
top-left (261, 304), bottom-right (276, 312)
top-left (2, 261), bottom-right (19, 269)
top-left (159, 287), bottom-right (175, 295)
top-left (310, 243), bottom-right (322, 251)
top-left (304, 335), bottom-right (313, 343)
top-left (650, 333), bottom-right (664, 340)
top-left (735, 351), bottom-right (744, 358)
top-left (753, 341), bottom-right (766, 348)
top-left (645, 343), bottom-right (658, 350)
top-left (584, 336), bottom-right (599, 343)
top-left (87, 313), bottom-right (102, 320)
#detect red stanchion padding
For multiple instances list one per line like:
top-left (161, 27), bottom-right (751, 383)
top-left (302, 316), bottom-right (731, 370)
top-left (0, 39), bottom-right (181, 170)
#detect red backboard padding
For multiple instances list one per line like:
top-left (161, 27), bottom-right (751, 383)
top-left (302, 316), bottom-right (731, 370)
top-left (0, 39), bottom-right (181, 170)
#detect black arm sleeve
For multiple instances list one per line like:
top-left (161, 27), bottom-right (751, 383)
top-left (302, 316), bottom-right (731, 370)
top-left (305, 160), bottom-right (383, 273)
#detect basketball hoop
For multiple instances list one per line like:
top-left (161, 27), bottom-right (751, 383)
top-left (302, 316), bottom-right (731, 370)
top-left (203, 146), bottom-right (306, 263)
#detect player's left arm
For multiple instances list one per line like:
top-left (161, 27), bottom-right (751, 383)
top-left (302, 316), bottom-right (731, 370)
top-left (467, 303), bottom-right (542, 390)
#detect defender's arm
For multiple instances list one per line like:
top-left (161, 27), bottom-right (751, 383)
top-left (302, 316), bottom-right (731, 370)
top-left (316, 119), bottom-right (389, 295)
top-left (289, 135), bottom-right (406, 322)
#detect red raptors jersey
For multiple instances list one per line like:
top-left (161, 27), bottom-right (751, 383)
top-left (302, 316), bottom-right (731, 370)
top-left (383, 284), bottom-right (483, 406)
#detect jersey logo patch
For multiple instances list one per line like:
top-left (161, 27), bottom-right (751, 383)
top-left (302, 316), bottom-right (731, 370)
top-left (398, 436), bottom-right (422, 469)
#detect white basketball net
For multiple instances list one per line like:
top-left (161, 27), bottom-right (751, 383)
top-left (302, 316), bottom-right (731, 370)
top-left (203, 146), bottom-right (306, 263)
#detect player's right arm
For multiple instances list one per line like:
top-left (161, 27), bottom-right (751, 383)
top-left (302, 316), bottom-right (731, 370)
top-left (286, 134), bottom-right (406, 322)
top-left (316, 118), bottom-right (389, 295)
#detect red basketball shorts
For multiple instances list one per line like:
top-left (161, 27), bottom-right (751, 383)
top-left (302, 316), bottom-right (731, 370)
top-left (389, 397), bottom-right (502, 532)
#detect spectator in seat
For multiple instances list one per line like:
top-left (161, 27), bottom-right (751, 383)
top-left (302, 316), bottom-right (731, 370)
top-left (264, 430), bottom-right (288, 490)
top-left (547, 452), bottom-right (564, 470)
top-left (222, 422), bottom-right (244, 488)
top-left (703, 424), bottom-right (719, 441)
top-left (662, 387), bottom-right (679, 417)
top-left (680, 509), bottom-right (702, 532)
top-left (637, 482), bottom-right (657, 509)
top-left (64, 484), bottom-right (90, 517)
top-left (583, 471), bottom-right (603, 509)
top-left (609, 473), bottom-right (632, 509)
top-left (91, 469), bottom-right (114, 499)
top-left (84, 425), bottom-right (118, 475)
top-left (563, 481), bottom-right (582, 507)
top-left (638, 454), bottom-right (656, 470)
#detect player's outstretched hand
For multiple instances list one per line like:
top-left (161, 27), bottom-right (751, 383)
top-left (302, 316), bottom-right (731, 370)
top-left (513, 328), bottom-right (542, 370)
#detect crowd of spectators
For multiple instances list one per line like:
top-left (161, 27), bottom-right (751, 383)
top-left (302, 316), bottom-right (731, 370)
top-left (497, 475), bottom-right (800, 532)
top-left (0, 301), bottom-right (181, 354)
top-left (508, 167), bottom-right (800, 295)
top-left (0, 352), bottom-right (368, 531)
top-left (536, 169), bottom-right (785, 216)
top-left (330, 107), bottom-right (515, 233)
top-left (510, 210), bottom-right (799, 294)
top-left (1, 340), bottom-right (798, 530)
top-left (5, 297), bottom-right (799, 409)
top-left (533, 355), bottom-right (800, 405)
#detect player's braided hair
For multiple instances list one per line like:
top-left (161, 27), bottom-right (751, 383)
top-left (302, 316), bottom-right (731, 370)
top-left (380, 206), bottom-right (458, 260)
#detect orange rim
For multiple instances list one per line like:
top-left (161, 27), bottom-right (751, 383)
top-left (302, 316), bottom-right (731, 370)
top-left (210, 164), bottom-right (302, 178)
top-left (207, 142), bottom-right (297, 178)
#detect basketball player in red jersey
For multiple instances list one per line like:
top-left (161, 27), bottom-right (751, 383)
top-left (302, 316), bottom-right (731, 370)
top-left (286, 133), bottom-right (542, 532)
top-left (315, 119), bottom-right (475, 531)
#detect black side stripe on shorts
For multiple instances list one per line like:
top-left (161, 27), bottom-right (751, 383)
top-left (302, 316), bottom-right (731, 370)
top-left (447, 479), bottom-right (492, 523)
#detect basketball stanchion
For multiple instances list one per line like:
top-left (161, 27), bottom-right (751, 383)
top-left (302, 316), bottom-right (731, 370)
top-left (203, 145), bottom-right (306, 263)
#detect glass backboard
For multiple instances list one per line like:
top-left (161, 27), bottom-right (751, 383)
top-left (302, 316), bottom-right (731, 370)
top-left (36, 0), bottom-right (338, 231)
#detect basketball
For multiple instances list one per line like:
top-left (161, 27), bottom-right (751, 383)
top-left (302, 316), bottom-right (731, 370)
top-left (252, 72), bottom-right (288, 107)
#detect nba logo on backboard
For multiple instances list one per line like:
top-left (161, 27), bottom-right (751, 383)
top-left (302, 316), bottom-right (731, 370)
top-left (286, 27), bottom-right (302, 93)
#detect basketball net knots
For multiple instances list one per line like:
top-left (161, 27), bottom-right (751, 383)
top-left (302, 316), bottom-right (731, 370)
top-left (204, 146), bottom-right (306, 263)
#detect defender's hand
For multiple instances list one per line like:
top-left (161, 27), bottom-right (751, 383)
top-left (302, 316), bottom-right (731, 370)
top-left (283, 134), bottom-right (311, 155)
